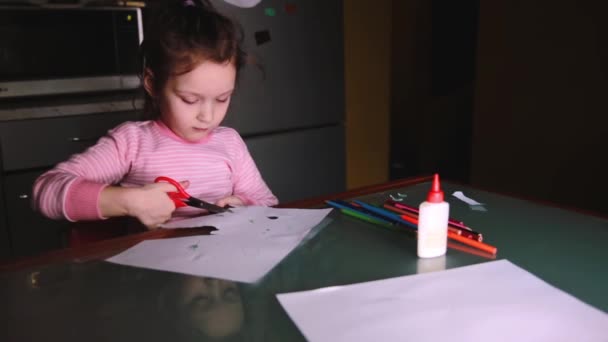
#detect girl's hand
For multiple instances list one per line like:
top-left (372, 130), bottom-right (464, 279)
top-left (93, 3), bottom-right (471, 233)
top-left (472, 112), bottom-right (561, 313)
top-left (100, 180), bottom-right (190, 229)
top-left (126, 181), bottom-right (188, 229)
top-left (216, 195), bottom-right (245, 208)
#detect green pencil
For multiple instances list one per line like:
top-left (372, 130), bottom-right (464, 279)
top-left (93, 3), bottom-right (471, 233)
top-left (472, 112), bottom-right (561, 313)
top-left (339, 208), bottom-right (400, 231)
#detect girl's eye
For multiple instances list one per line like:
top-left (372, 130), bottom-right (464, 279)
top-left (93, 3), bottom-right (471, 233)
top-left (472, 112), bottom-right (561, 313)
top-left (181, 97), bottom-right (198, 104)
top-left (217, 97), bottom-right (230, 103)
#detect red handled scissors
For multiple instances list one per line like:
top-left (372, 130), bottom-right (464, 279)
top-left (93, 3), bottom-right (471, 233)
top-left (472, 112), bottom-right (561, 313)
top-left (154, 176), bottom-right (232, 214)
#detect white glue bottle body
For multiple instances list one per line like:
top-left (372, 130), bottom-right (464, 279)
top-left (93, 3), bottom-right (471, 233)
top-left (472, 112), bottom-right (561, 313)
top-left (417, 173), bottom-right (449, 258)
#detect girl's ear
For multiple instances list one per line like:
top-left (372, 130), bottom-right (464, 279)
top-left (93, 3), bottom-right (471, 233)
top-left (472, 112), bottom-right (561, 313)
top-left (143, 68), bottom-right (156, 98)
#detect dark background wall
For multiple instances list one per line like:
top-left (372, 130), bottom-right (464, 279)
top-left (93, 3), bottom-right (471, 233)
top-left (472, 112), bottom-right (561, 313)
top-left (390, 0), bottom-right (608, 216)
top-left (471, 0), bottom-right (608, 215)
top-left (390, 0), bottom-right (477, 185)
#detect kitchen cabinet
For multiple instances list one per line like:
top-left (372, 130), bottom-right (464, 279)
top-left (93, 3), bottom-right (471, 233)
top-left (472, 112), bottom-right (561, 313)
top-left (0, 109), bottom-right (137, 259)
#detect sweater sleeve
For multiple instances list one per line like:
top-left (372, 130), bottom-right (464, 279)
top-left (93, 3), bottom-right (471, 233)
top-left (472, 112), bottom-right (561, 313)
top-left (32, 123), bottom-right (137, 221)
top-left (228, 130), bottom-right (279, 206)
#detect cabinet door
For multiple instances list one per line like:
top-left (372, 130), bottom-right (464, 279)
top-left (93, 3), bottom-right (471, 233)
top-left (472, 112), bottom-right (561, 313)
top-left (0, 176), bottom-right (11, 259)
top-left (4, 171), bottom-right (69, 257)
top-left (0, 111), bottom-right (136, 171)
top-left (245, 125), bottom-right (346, 202)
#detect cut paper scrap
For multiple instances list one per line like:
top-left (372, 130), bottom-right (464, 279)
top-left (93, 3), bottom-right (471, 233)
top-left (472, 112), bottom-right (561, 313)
top-left (452, 191), bottom-right (487, 211)
top-left (452, 191), bottom-right (483, 205)
top-left (388, 194), bottom-right (403, 201)
top-left (222, 0), bottom-right (261, 8)
top-left (277, 260), bottom-right (608, 342)
top-left (108, 207), bottom-right (332, 283)
top-left (389, 192), bottom-right (407, 201)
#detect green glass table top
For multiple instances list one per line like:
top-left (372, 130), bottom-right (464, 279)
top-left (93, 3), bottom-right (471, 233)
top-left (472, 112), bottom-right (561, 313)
top-left (1, 181), bottom-right (607, 341)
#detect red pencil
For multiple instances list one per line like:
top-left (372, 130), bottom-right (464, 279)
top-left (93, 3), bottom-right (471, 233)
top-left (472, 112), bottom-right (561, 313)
top-left (387, 200), bottom-right (470, 230)
top-left (355, 202), bottom-right (498, 256)
top-left (383, 203), bottom-right (483, 242)
top-left (399, 212), bottom-right (498, 255)
top-left (397, 212), bottom-right (468, 237)
top-left (384, 203), bottom-right (417, 218)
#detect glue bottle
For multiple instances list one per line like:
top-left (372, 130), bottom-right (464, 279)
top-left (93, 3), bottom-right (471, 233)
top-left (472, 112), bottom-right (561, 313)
top-left (417, 173), bottom-right (449, 258)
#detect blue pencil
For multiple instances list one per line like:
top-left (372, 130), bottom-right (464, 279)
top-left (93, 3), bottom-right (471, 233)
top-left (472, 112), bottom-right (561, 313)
top-left (352, 200), bottom-right (418, 230)
top-left (325, 200), bottom-right (394, 225)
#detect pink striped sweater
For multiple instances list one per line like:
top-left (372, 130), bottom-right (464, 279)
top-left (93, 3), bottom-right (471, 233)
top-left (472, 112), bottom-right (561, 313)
top-left (33, 120), bottom-right (278, 222)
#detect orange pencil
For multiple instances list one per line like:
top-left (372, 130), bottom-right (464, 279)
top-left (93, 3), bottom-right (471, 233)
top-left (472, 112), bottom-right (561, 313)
top-left (447, 241), bottom-right (496, 260)
top-left (384, 203), bottom-right (484, 242)
top-left (398, 212), bottom-right (464, 236)
top-left (357, 202), bottom-right (498, 255)
top-left (381, 203), bottom-right (496, 254)
top-left (390, 209), bottom-right (496, 254)
top-left (448, 231), bottom-right (498, 255)
top-left (385, 204), bottom-right (489, 241)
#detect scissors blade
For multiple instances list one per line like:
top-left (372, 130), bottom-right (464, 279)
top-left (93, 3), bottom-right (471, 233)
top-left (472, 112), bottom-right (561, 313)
top-left (185, 197), bottom-right (230, 213)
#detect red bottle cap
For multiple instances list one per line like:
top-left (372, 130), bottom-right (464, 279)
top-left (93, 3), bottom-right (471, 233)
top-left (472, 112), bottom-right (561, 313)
top-left (426, 173), bottom-right (444, 203)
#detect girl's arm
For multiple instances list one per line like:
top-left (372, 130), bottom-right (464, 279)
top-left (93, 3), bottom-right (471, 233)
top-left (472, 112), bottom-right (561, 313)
top-left (33, 122), bottom-right (185, 228)
top-left (33, 123), bottom-right (138, 221)
top-left (227, 131), bottom-right (279, 206)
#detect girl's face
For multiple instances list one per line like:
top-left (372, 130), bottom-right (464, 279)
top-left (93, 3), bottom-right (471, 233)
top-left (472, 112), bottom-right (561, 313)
top-left (153, 60), bottom-right (236, 142)
top-left (177, 277), bottom-right (244, 338)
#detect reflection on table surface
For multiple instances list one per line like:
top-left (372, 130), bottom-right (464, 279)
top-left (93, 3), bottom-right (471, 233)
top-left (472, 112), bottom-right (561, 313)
top-left (2, 256), bottom-right (320, 341)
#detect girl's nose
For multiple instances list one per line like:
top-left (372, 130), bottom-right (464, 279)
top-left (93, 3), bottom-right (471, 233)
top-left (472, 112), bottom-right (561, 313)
top-left (197, 102), bottom-right (213, 122)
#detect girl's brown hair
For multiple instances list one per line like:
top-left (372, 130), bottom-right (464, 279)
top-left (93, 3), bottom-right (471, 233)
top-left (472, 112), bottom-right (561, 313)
top-left (139, 0), bottom-right (247, 119)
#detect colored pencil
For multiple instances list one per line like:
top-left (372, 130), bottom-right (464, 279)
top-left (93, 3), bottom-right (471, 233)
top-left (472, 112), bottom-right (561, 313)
top-left (395, 208), bottom-right (467, 237)
top-left (447, 241), bottom-right (496, 260)
top-left (326, 200), bottom-right (392, 224)
top-left (328, 199), bottom-right (497, 256)
top-left (383, 203), bottom-right (484, 242)
top-left (338, 209), bottom-right (407, 234)
top-left (339, 208), bottom-right (395, 228)
top-left (352, 200), bottom-right (418, 230)
top-left (396, 212), bottom-right (496, 254)
top-left (448, 231), bottom-right (497, 255)
top-left (400, 212), bottom-right (496, 255)
top-left (327, 200), bottom-right (395, 225)
top-left (386, 200), bottom-right (472, 230)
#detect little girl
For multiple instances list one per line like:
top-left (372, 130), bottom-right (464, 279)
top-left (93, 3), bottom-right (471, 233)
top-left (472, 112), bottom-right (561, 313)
top-left (33, 0), bottom-right (278, 229)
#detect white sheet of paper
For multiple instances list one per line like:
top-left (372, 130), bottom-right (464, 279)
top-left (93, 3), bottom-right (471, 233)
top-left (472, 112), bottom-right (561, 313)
top-left (162, 206), bottom-right (332, 238)
top-left (107, 207), bottom-right (332, 283)
top-left (277, 260), bottom-right (608, 342)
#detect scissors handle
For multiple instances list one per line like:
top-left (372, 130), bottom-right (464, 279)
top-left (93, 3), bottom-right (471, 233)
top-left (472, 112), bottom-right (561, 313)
top-left (154, 176), bottom-right (189, 208)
